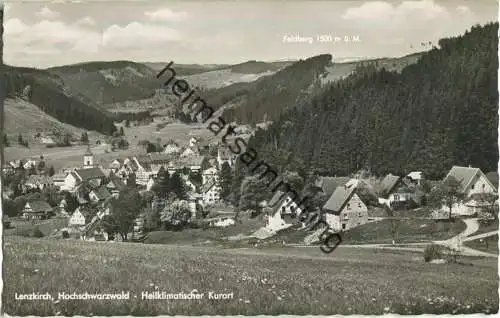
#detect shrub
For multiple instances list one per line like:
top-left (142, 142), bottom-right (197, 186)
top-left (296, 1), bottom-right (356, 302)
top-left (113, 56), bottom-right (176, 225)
top-left (31, 226), bottom-right (45, 238)
top-left (423, 244), bottom-right (443, 262)
top-left (62, 230), bottom-right (70, 239)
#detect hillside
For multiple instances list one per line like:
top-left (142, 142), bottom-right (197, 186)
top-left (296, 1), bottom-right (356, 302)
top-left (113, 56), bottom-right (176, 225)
top-left (246, 23), bottom-right (498, 179)
top-left (47, 61), bottom-right (160, 105)
top-left (200, 53), bottom-right (424, 124)
top-left (3, 65), bottom-right (117, 135)
top-left (3, 98), bottom-right (102, 140)
top-left (144, 62), bottom-right (229, 75)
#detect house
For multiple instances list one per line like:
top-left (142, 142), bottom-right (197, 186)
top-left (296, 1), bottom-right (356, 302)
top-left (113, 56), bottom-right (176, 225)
top-left (69, 206), bottom-right (98, 227)
top-left (202, 166), bottom-right (219, 184)
top-left (25, 175), bottom-right (54, 190)
top-left (217, 146), bottom-right (236, 168)
top-left (40, 136), bottom-right (55, 145)
top-left (58, 199), bottom-right (69, 215)
top-left (322, 179), bottom-right (368, 231)
top-left (170, 156), bottom-right (204, 174)
top-left (189, 136), bottom-right (199, 147)
top-left (201, 178), bottom-right (221, 204)
top-left (181, 174), bottom-right (197, 192)
top-left (180, 146), bottom-right (198, 158)
top-left (265, 191), bottom-right (303, 232)
top-left (378, 174), bottom-right (415, 209)
top-left (22, 200), bottom-right (54, 220)
top-left (62, 167), bottom-right (106, 192)
top-left (108, 159), bottom-right (123, 173)
top-left (406, 171), bottom-right (424, 186)
top-left (314, 176), bottom-right (351, 197)
top-left (89, 186), bottom-right (112, 203)
top-left (163, 140), bottom-right (181, 154)
top-left (133, 155), bottom-right (161, 185)
top-left (146, 177), bottom-right (156, 191)
top-left (52, 172), bottom-right (68, 189)
top-left (23, 159), bottom-right (37, 170)
top-left (440, 166), bottom-right (497, 216)
top-left (106, 175), bottom-right (126, 198)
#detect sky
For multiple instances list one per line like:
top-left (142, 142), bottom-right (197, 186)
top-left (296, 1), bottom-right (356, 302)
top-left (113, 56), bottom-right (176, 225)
top-left (3, 0), bottom-right (498, 68)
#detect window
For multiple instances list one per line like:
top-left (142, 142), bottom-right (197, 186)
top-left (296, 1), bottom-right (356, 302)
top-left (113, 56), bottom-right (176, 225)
top-left (358, 212), bottom-right (362, 218)
top-left (358, 203), bottom-right (362, 208)
top-left (87, 161), bottom-right (91, 165)
top-left (393, 194), bottom-right (400, 201)
top-left (346, 203), bottom-right (351, 210)
top-left (482, 184), bottom-right (485, 189)
top-left (343, 213), bottom-right (348, 220)
top-left (342, 224), bottom-right (346, 230)
top-left (471, 184), bottom-right (475, 190)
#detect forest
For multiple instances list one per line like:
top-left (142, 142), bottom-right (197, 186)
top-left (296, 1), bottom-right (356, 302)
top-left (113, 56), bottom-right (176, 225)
top-left (244, 23), bottom-right (498, 181)
top-left (3, 65), bottom-right (117, 135)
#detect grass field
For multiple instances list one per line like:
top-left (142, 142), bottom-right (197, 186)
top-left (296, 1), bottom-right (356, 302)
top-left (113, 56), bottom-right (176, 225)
top-left (4, 217), bottom-right (69, 237)
top-left (4, 121), bottom-right (217, 172)
top-left (342, 219), bottom-right (466, 245)
top-left (464, 235), bottom-right (498, 255)
top-left (3, 236), bottom-right (498, 315)
top-left (475, 219), bottom-right (499, 235)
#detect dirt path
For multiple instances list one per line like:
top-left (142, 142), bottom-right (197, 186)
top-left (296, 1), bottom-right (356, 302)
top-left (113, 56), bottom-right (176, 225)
top-left (287, 218), bottom-right (497, 258)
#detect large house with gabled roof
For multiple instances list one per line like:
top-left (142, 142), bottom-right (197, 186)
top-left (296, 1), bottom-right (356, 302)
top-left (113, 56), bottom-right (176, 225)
top-left (322, 179), bottom-right (368, 231)
top-left (265, 190), bottom-right (304, 232)
top-left (378, 173), bottom-right (415, 208)
top-left (439, 166), bottom-right (497, 216)
top-left (22, 200), bottom-right (54, 220)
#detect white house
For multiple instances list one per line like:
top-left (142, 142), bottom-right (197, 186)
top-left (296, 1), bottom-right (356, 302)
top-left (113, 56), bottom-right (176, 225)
top-left (202, 166), bottom-right (219, 184)
top-left (265, 191), bottom-right (303, 232)
top-left (378, 174), bottom-right (414, 208)
top-left (217, 146), bottom-right (236, 168)
top-left (181, 147), bottom-right (197, 158)
top-left (322, 179), bottom-right (369, 231)
top-left (40, 136), bottom-right (55, 144)
top-left (62, 167), bottom-right (106, 192)
top-left (52, 172), bottom-right (68, 189)
top-left (440, 166), bottom-right (497, 216)
top-left (108, 159), bottom-right (123, 173)
top-left (25, 175), bottom-right (54, 190)
top-left (69, 208), bottom-right (87, 227)
top-left (163, 141), bottom-right (181, 154)
top-left (201, 178), bottom-right (221, 204)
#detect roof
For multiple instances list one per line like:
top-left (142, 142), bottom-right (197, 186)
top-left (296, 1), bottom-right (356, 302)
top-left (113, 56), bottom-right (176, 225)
top-left (322, 180), bottom-right (359, 213)
top-left (443, 166), bottom-right (481, 193)
top-left (107, 175), bottom-right (126, 190)
top-left (174, 156), bottom-right (205, 168)
top-left (26, 175), bottom-right (53, 184)
top-left (381, 174), bottom-right (401, 194)
top-left (149, 153), bottom-right (175, 164)
top-left (407, 171), bottom-right (423, 180)
top-left (135, 155), bottom-right (153, 169)
top-left (314, 177), bottom-right (350, 196)
top-left (26, 200), bottom-right (53, 212)
top-left (91, 186), bottom-right (112, 201)
top-left (201, 178), bottom-right (217, 193)
top-left (485, 171), bottom-right (499, 190)
top-left (74, 168), bottom-right (105, 181)
top-left (268, 190), bottom-right (288, 208)
top-left (218, 147), bottom-right (234, 160)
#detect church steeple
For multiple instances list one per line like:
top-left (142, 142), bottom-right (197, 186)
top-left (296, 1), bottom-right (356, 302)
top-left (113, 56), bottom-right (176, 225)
top-left (83, 145), bottom-right (94, 169)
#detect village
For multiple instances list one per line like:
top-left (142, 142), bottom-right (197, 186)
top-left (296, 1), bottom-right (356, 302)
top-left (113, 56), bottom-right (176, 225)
top-left (2, 128), bottom-right (498, 252)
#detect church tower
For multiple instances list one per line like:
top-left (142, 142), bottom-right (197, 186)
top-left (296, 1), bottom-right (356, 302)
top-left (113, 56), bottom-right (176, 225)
top-left (83, 145), bottom-right (94, 169)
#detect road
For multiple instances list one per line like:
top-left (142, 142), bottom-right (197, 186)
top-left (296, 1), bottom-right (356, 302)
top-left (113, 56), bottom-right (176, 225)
top-left (287, 218), bottom-right (498, 258)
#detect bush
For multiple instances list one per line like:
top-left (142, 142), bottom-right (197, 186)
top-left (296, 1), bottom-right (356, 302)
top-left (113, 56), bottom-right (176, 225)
top-left (62, 230), bottom-right (70, 239)
top-left (423, 244), bottom-right (443, 262)
top-left (31, 226), bottom-right (45, 238)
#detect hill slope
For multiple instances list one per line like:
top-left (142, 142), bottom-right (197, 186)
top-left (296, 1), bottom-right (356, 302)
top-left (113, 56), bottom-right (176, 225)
top-left (247, 23), bottom-right (498, 179)
top-left (3, 98), bottom-right (99, 139)
top-left (3, 65), bottom-right (117, 135)
top-left (199, 53), bottom-right (424, 124)
top-left (47, 61), bottom-right (160, 105)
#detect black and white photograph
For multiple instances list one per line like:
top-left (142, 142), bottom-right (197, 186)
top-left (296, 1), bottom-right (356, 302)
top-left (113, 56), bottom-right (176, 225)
top-left (0, 0), bottom-right (498, 315)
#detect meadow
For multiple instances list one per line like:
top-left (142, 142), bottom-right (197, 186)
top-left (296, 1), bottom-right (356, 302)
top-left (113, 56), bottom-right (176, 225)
top-left (3, 236), bottom-right (498, 316)
top-left (4, 121), bottom-right (217, 171)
